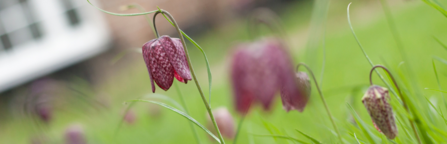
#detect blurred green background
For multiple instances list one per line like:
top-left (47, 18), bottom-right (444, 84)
top-left (2, 0), bottom-right (447, 143)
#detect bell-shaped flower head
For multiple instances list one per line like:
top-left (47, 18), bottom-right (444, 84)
top-left (362, 85), bottom-right (398, 139)
top-left (230, 38), bottom-right (308, 114)
top-left (142, 35), bottom-right (192, 92)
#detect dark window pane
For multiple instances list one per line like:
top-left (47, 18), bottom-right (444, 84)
top-left (66, 9), bottom-right (80, 26)
top-left (1, 35), bottom-right (13, 50)
top-left (29, 23), bottom-right (42, 39)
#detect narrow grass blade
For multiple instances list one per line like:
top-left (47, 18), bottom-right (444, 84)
top-left (421, 0), bottom-right (447, 17)
top-left (253, 134), bottom-right (309, 144)
top-left (353, 133), bottom-right (362, 144)
top-left (128, 99), bottom-right (221, 143)
top-left (434, 56), bottom-right (447, 66)
top-left (346, 3), bottom-right (398, 98)
top-left (425, 97), bottom-right (447, 125)
top-left (295, 129), bottom-right (321, 144)
top-left (261, 119), bottom-right (287, 144)
top-left (143, 94), bottom-right (184, 111)
top-left (347, 104), bottom-right (379, 143)
top-left (434, 36), bottom-right (447, 51)
top-left (86, 0), bottom-right (157, 16)
top-left (110, 48), bottom-right (142, 65)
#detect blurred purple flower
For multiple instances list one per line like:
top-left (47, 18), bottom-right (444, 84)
top-left (142, 35), bottom-right (192, 93)
top-left (230, 39), bottom-right (308, 114)
top-left (207, 107), bottom-right (235, 139)
top-left (65, 124), bottom-right (86, 144)
top-left (362, 85), bottom-right (397, 139)
top-left (122, 109), bottom-right (136, 124)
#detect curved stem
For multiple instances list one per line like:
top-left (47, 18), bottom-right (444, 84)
top-left (369, 65), bottom-right (421, 143)
top-left (247, 8), bottom-right (287, 42)
top-left (152, 10), bottom-right (225, 144)
top-left (295, 63), bottom-right (343, 144)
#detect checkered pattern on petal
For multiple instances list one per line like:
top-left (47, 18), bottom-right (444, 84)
top-left (159, 35), bottom-right (192, 83)
top-left (142, 39), bottom-right (157, 92)
top-left (362, 86), bottom-right (398, 139)
top-left (148, 39), bottom-right (174, 91)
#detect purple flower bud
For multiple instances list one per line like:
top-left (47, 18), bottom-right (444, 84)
top-left (207, 107), bottom-right (235, 139)
top-left (65, 124), bottom-right (86, 144)
top-left (142, 35), bottom-right (192, 93)
top-left (362, 85), bottom-right (398, 139)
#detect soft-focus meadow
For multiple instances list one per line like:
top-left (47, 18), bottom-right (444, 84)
top-left (2, 0), bottom-right (447, 143)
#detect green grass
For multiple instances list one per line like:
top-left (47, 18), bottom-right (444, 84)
top-left (2, 0), bottom-right (447, 143)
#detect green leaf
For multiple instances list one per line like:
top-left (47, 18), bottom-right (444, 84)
top-left (128, 99), bottom-right (221, 143)
top-left (347, 104), bottom-right (379, 143)
top-left (295, 129), bottom-right (321, 144)
top-left (421, 0), bottom-right (447, 17)
top-left (86, 0), bottom-right (157, 16)
top-left (253, 134), bottom-right (309, 144)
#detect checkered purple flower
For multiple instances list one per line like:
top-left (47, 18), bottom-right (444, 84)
top-left (362, 85), bottom-right (398, 139)
top-left (142, 35), bottom-right (192, 92)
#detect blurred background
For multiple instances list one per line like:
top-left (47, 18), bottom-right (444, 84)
top-left (1, 0), bottom-right (447, 143)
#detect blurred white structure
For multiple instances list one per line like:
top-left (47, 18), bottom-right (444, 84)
top-left (0, 0), bottom-right (110, 92)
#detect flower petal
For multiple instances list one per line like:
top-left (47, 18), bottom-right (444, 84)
top-left (231, 47), bottom-right (256, 114)
top-left (262, 40), bottom-right (308, 112)
top-left (149, 39), bottom-right (174, 91)
top-left (159, 36), bottom-right (192, 83)
top-left (142, 39), bottom-right (157, 93)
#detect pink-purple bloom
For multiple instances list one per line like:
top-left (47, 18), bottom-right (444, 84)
top-left (230, 38), bottom-right (308, 114)
top-left (207, 107), bottom-right (235, 139)
top-left (142, 35), bottom-right (192, 92)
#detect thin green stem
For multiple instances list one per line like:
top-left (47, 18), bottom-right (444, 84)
top-left (86, 0), bottom-right (157, 16)
top-left (295, 63), bottom-right (343, 144)
top-left (233, 116), bottom-right (246, 144)
top-left (378, 0), bottom-right (421, 97)
top-left (174, 82), bottom-right (201, 144)
top-left (152, 10), bottom-right (225, 144)
top-left (347, 3), bottom-right (399, 100)
top-left (369, 65), bottom-right (421, 143)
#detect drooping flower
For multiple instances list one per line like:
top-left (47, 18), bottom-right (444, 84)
top-left (65, 124), bottom-right (86, 144)
top-left (142, 35), bottom-right (192, 92)
top-left (207, 107), bottom-right (235, 139)
top-left (362, 85), bottom-right (398, 139)
top-left (230, 38), bottom-right (308, 114)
